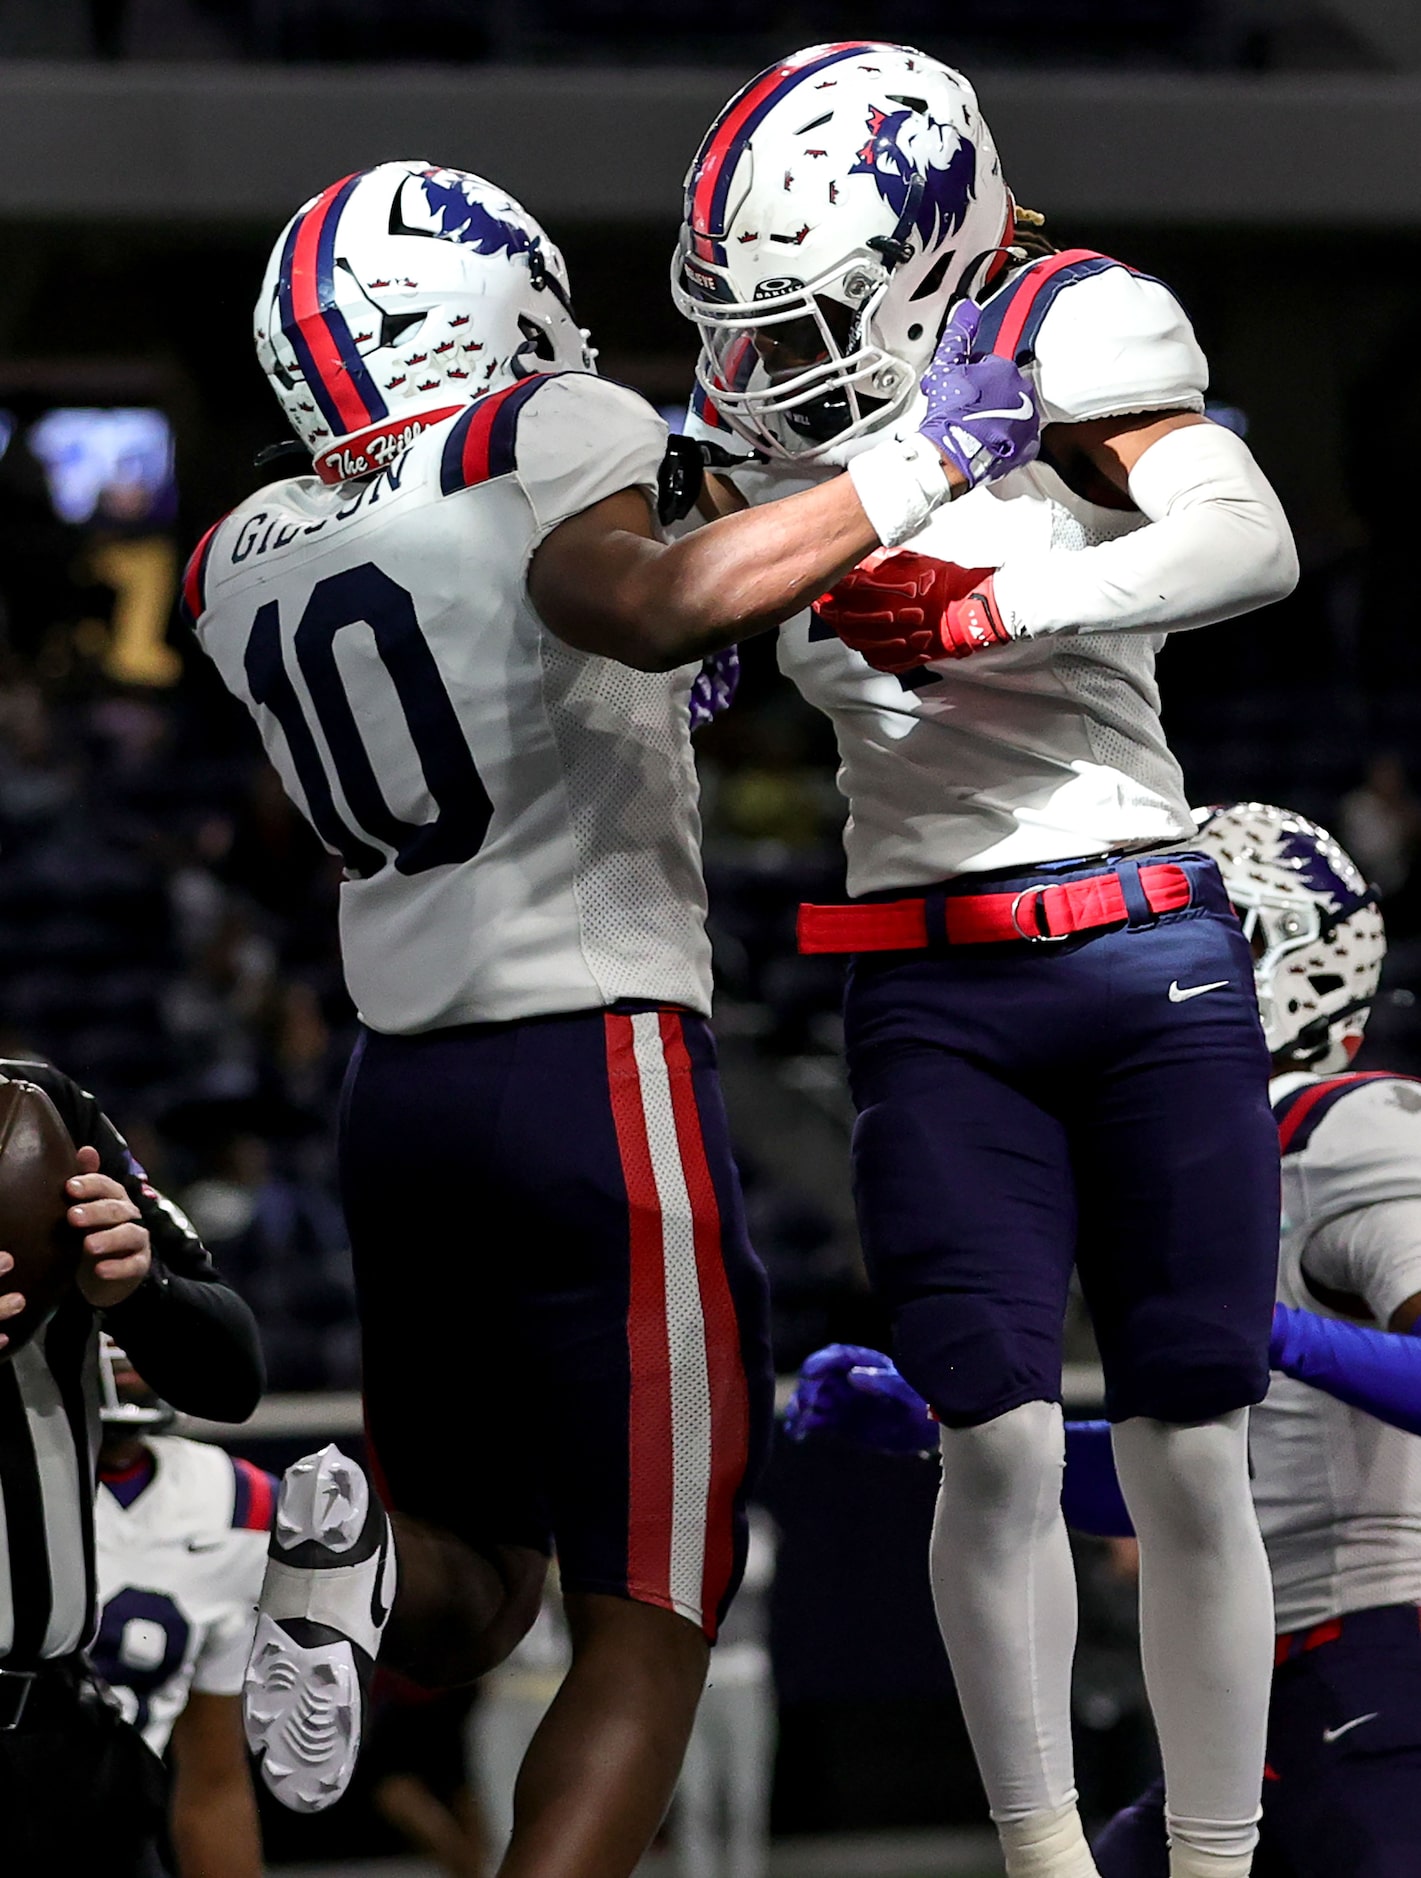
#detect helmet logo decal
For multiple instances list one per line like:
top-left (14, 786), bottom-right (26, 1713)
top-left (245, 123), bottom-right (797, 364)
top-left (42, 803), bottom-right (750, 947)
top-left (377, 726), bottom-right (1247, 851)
top-left (414, 171), bottom-right (536, 259)
top-left (1277, 829), bottom-right (1353, 907)
top-left (851, 106), bottom-right (977, 247)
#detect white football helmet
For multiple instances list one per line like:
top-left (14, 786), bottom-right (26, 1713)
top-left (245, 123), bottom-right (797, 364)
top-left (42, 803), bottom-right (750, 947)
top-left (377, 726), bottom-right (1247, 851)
top-left (255, 161), bottom-right (595, 484)
top-left (672, 41), bottom-right (1012, 460)
top-left (1193, 802), bottom-right (1385, 1073)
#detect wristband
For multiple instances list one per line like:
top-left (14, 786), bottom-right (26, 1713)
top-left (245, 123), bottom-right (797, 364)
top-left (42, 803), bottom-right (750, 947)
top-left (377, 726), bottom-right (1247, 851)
top-left (848, 432), bottom-right (955, 548)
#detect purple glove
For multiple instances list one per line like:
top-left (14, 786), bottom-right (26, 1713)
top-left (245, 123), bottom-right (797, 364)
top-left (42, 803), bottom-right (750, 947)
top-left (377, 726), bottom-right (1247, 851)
top-left (783, 1343), bottom-right (938, 1457)
top-left (688, 645), bottom-right (740, 732)
top-left (917, 300), bottom-right (1040, 489)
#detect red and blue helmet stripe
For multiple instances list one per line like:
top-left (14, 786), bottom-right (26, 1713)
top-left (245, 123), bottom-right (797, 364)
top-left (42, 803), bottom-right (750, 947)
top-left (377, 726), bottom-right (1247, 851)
top-left (278, 172), bottom-right (390, 440)
top-left (685, 42), bottom-right (885, 270)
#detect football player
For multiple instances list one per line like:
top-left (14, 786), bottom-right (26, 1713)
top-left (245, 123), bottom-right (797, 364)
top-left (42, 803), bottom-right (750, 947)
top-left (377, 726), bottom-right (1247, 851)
top-left (673, 42), bottom-right (1299, 1878)
top-left (93, 1339), bottom-right (272, 1878)
top-left (788, 804), bottom-right (1421, 1878)
top-left (184, 160), bottom-right (1039, 1875)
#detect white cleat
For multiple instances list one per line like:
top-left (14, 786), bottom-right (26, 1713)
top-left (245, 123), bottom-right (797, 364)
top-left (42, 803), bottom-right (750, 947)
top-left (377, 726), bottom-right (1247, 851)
top-left (243, 1443), bottom-right (396, 1813)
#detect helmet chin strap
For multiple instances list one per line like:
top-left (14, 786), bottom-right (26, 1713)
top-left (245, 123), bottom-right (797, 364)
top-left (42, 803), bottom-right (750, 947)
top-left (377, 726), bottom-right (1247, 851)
top-left (1281, 993), bottom-right (1375, 1067)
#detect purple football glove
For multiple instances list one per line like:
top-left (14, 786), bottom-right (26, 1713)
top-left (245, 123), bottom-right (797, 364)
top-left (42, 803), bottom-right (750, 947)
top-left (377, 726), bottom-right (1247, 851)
top-left (917, 300), bottom-right (1040, 489)
top-left (783, 1343), bottom-right (938, 1457)
top-left (688, 645), bottom-right (740, 732)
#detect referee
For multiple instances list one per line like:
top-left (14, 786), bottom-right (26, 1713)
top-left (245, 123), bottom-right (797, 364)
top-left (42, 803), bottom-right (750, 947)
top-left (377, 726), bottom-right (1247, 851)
top-left (0, 1056), bottom-right (264, 1874)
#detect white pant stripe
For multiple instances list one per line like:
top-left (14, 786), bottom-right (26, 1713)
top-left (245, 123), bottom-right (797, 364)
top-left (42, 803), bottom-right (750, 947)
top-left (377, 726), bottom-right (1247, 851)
top-left (629, 1011), bottom-right (713, 1625)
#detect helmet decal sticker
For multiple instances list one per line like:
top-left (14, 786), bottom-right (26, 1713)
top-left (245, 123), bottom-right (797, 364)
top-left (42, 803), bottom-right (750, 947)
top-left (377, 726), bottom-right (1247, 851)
top-left (851, 107), bottom-right (978, 247)
top-left (415, 172), bottom-right (536, 259)
top-left (1277, 828), bottom-right (1355, 907)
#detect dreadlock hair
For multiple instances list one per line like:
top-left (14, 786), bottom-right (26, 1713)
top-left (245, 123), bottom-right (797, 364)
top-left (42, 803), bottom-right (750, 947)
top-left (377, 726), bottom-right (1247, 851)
top-left (1008, 205), bottom-right (1058, 264)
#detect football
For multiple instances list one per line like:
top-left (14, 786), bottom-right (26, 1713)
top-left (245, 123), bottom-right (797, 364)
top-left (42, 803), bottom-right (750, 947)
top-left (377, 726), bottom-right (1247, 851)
top-left (0, 1076), bottom-right (82, 1359)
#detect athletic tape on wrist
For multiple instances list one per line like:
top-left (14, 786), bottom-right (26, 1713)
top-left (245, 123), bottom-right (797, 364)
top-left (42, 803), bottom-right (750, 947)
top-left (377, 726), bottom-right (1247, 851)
top-left (848, 433), bottom-right (954, 547)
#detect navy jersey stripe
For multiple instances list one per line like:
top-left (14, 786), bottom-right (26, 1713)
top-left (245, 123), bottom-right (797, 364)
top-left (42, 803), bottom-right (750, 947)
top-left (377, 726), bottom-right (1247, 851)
top-left (1274, 1072), bottom-right (1415, 1157)
top-left (976, 253), bottom-right (1127, 363)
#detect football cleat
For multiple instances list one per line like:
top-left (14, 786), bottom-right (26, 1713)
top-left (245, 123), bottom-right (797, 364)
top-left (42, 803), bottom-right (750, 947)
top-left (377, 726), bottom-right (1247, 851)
top-left (243, 1443), bottom-right (396, 1813)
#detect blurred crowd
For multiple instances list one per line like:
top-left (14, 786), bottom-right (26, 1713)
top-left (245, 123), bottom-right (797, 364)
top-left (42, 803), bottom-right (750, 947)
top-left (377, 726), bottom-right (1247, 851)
top-left (0, 0), bottom-right (1394, 70)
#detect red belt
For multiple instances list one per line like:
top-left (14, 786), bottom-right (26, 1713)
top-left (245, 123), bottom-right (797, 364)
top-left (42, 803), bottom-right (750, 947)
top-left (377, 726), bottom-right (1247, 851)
top-left (797, 862), bottom-right (1194, 954)
top-left (1274, 1617), bottom-right (1345, 1667)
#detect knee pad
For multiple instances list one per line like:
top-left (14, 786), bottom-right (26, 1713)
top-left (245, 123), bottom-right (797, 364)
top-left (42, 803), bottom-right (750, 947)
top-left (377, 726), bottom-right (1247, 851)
top-left (893, 1292), bottom-right (1061, 1428)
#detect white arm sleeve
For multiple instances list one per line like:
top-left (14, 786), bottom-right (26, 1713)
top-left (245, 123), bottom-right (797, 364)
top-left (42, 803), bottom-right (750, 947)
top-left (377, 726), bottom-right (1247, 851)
top-left (991, 421), bottom-right (1299, 641)
top-left (1302, 1199), bottom-right (1421, 1328)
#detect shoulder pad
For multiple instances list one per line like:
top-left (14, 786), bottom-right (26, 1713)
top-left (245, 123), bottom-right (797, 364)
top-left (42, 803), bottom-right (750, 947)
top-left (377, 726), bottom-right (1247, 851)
top-left (229, 1454), bottom-right (279, 1532)
top-left (978, 251), bottom-right (1131, 364)
top-left (438, 373), bottom-right (556, 496)
top-left (980, 251), bottom-right (1206, 426)
top-left (1275, 1072), bottom-right (1421, 1157)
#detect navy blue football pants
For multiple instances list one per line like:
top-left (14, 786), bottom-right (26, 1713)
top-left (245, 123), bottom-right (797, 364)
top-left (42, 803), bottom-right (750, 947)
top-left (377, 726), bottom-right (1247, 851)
top-left (843, 853), bottom-right (1279, 1428)
top-left (1095, 1605), bottom-right (1421, 1877)
top-left (340, 1005), bottom-right (775, 1641)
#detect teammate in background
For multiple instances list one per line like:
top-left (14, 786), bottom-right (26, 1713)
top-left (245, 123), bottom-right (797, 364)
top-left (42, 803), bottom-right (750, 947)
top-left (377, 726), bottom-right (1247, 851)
top-left (93, 1339), bottom-right (271, 1878)
top-left (675, 42), bottom-right (1298, 1878)
top-left (1094, 803), bottom-right (1421, 1878)
top-left (185, 159), bottom-right (1038, 1878)
top-left (789, 803), bottom-right (1420, 1877)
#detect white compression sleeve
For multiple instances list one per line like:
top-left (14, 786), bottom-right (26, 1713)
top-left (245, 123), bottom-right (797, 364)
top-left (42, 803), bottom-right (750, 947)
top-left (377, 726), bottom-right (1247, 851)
top-left (931, 1401), bottom-right (1093, 1875)
top-left (990, 422), bottom-right (1298, 642)
top-left (1111, 1414), bottom-right (1274, 1875)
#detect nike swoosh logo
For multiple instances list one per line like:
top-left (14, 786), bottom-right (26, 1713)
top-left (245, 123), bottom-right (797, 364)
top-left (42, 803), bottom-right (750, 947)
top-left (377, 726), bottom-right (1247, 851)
top-left (1322, 1712), bottom-right (1378, 1744)
top-left (973, 394), bottom-right (1035, 422)
top-left (187, 1539), bottom-right (223, 1553)
top-left (1168, 978), bottom-right (1230, 1003)
top-left (369, 1522), bottom-right (393, 1630)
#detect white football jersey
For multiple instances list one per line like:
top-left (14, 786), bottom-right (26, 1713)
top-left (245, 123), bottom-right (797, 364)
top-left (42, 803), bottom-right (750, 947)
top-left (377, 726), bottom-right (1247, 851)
top-left (94, 1436), bottom-right (275, 1754)
top-left (689, 258), bottom-right (1203, 892)
top-left (1252, 1072), bottom-right (1421, 1632)
top-left (190, 371), bottom-right (712, 1031)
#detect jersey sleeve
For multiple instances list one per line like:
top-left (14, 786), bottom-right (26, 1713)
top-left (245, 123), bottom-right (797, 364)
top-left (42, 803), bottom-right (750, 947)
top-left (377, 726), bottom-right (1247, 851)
top-left (510, 372), bottom-right (668, 545)
top-left (1029, 267), bottom-right (1208, 427)
top-left (1304, 1199), bottom-right (1421, 1328)
top-left (1297, 1080), bottom-right (1421, 1318)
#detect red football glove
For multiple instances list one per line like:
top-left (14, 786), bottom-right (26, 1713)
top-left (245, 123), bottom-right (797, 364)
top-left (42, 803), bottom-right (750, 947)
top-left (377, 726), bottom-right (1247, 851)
top-left (813, 549), bottom-right (1010, 673)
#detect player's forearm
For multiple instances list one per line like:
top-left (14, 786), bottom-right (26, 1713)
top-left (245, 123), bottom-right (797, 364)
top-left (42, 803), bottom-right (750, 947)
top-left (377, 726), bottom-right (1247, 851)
top-left (1271, 1303), bottom-right (1421, 1436)
top-left (992, 423), bottom-right (1298, 642)
top-left (171, 1773), bottom-right (264, 1878)
top-left (1062, 1421), bottom-right (1136, 1538)
top-left (105, 1266), bottom-right (265, 1422)
top-left (595, 473), bottom-right (886, 670)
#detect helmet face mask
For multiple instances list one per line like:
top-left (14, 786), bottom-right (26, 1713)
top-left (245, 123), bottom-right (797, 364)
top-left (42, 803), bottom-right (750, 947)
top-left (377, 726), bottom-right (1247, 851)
top-left (99, 1335), bottom-right (175, 1438)
top-left (1193, 803), bottom-right (1385, 1074)
top-left (674, 42), bottom-right (1012, 461)
top-left (255, 162), bottom-right (596, 484)
top-left (677, 248), bottom-right (912, 454)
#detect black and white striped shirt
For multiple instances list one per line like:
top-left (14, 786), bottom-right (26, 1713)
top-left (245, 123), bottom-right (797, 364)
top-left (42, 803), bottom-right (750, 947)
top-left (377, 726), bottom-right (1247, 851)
top-left (0, 1059), bottom-right (263, 1668)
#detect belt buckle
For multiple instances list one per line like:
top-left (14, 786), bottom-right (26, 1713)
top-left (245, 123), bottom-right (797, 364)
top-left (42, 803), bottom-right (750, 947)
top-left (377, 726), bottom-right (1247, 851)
top-left (1009, 886), bottom-right (1071, 944)
top-left (0, 1667), bottom-right (37, 1731)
